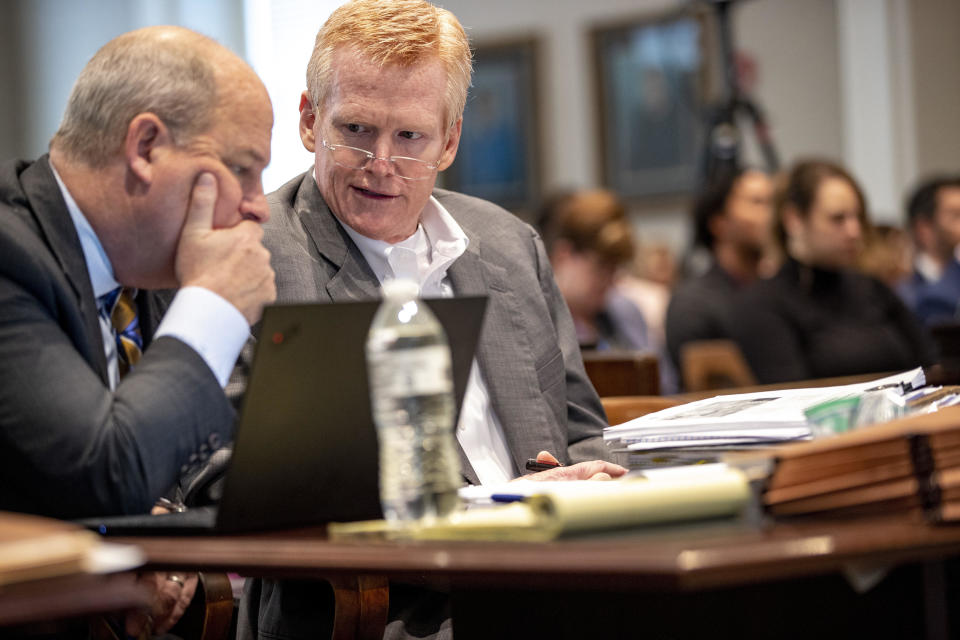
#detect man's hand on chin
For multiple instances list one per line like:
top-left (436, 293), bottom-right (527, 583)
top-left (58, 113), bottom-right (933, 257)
top-left (519, 450), bottom-right (627, 482)
top-left (175, 172), bottom-right (276, 325)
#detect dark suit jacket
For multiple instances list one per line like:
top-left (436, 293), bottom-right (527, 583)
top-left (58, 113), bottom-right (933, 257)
top-left (0, 156), bottom-right (234, 518)
top-left (908, 260), bottom-right (960, 327)
top-left (263, 172), bottom-right (609, 482)
top-left (665, 262), bottom-right (743, 373)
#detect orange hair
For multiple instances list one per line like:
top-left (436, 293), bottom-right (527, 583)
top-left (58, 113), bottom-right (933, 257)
top-left (307, 0), bottom-right (472, 129)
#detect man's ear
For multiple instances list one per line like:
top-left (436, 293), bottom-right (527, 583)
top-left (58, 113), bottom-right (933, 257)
top-left (299, 91), bottom-right (317, 153)
top-left (437, 117), bottom-right (462, 172)
top-left (124, 113), bottom-right (170, 184)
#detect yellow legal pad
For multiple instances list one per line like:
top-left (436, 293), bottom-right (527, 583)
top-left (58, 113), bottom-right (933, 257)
top-left (329, 466), bottom-right (750, 542)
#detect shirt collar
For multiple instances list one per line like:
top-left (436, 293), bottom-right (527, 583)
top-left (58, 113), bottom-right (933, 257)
top-left (49, 162), bottom-right (119, 299)
top-left (339, 194), bottom-right (469, 287)
top-left (915, 251), bottom-right (943, 283)
top-left (421, 195), bottom-right (469, 263)
top-left (341, 221), bottom-right (399, 283)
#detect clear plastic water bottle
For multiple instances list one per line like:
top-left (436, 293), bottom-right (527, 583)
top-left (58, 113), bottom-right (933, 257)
top-left (366, 279), bottom-right (462, 524)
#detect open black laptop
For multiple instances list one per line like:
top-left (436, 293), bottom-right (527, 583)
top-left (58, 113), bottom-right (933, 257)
top-left (81, 296), bottom-right (487, 535)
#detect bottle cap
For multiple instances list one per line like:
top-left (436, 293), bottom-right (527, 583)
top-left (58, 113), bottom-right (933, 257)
top-left (381, 278), bottom-right (420, 300)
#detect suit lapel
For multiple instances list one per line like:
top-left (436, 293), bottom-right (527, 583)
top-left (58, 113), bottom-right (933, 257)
top-left (285, 175), bottom-right (486, 480)
top-left (445, 242), bottom-right (488, 298)
top-left (22, 157), bottom-right (109, 384)
top-left (447, 238), bottom-right (557, 477)
top-left (292, 176), bottom-right (381, 302)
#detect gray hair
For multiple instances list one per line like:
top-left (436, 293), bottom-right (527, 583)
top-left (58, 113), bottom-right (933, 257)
top-left (51, 28), bottom-right (219, 167)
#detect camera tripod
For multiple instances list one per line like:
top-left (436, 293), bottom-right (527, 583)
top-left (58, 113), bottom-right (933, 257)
top-left (699, 0), bottom-right (780, 187)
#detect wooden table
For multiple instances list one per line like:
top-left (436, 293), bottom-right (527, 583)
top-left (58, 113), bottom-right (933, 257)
top-left (0, 572), bottom-right (151, 629)
top-left (116, 514), bottom-right (960, 639)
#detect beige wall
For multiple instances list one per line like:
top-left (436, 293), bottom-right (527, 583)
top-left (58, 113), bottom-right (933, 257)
top-left (442, 0), bottom-right (844, 250)
top-left (442, 0), bottom-right (676, 193)
top-left (1, 0), bottom-right (246, 161)
top-left (910, 0), bottom-right (960, 181)
top-left (4, 0), bottom-right (957, 252)
top-left (736, 0), bottom-right (843, 166)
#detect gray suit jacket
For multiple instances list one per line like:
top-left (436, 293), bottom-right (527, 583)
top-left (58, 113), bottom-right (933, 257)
top-left (0, 156), bottom-right (234, 518)
top-left (237, 172), bottom-right (610, 640)
top-left (264, 172), bottom-right (610, 483)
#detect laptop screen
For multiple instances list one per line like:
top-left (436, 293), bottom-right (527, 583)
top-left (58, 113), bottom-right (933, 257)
top-left (78, 296), bottom-right (487, 536)
top-left (215, 296), bottom-right (488, 533)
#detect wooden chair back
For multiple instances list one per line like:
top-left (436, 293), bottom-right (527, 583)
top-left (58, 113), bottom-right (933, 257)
top-left (680, 339), bottom-right (757, 393)
top-left (581, 350), bottom-right (660, 397)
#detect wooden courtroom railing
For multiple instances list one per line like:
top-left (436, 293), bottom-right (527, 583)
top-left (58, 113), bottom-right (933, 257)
top-left (582, 350), bottom-right (660, 397)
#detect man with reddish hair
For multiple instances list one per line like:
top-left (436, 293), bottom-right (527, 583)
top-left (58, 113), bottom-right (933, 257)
top-left (238, 1), bottom-right (623, 637)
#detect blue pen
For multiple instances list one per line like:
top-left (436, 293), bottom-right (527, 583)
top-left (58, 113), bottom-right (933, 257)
top-left (490, 493), bottom-right (526, 503)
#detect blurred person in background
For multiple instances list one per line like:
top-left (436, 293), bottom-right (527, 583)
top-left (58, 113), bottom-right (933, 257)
top-left (540, 189), bottom-right (647, 350)
top-left (616, 240), bottom-right (677, 355)
top-left (731, 159), bottom-right (932, 384)
top-left (540, 189), bottom-right (677, 393)
top-left (665, 168), bottom-right (774, 381)
top-left (900, 175), bottom-right (960, 325)
top-left (858, 224), bottom-right (912, 290)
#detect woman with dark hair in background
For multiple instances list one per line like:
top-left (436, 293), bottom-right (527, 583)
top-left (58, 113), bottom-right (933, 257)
top-left (732, 159), bottom-right (933, 384)
top-left (665, 168), bottom-right (774, 377)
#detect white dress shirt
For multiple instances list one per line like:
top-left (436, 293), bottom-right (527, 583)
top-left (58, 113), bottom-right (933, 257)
top-left (341, 195), bottom-right (516, 484)
top-left (915, 252), bottom-right (944, 284)
top-left (51, 164), bottom-right (249, 390)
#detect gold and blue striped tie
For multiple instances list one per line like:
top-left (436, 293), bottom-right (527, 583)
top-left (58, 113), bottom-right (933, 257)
top-left (99, 287), bottom-right (143, 378)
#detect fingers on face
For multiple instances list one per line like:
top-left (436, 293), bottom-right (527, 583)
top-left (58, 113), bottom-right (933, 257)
top-left (184, 172), bottom-right (219, 230)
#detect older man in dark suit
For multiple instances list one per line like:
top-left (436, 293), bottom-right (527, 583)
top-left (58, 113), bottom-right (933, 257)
top-left (0, 25), bottom-right (275, 634)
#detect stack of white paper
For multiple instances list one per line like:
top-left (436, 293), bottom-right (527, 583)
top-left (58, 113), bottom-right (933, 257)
top-left (603, 369), bottom-right (925, 468)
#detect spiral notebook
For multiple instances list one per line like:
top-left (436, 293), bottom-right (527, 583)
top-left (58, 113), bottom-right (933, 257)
top-left (81, 296), bottom-right (487, 535)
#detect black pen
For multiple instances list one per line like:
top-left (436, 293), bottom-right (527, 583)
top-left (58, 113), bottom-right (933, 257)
top-left (525, 458), bottom-right (561, 472)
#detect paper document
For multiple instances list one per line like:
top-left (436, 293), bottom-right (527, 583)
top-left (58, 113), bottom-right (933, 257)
top-left (604, 369), bottom-right (925, 457)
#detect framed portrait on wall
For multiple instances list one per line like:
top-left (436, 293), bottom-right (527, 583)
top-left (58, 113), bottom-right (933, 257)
top-left (592, 9), bottom-right (710, 199)
top-left (441, 38), bottom-right (541, 217)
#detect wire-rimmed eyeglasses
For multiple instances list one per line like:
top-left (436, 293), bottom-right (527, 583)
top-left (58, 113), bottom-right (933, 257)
top-left (320, 139), bottom-right (440, 181)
